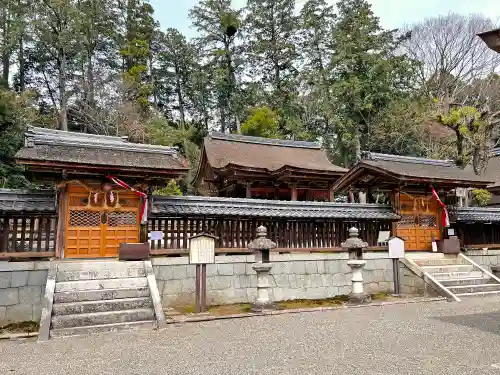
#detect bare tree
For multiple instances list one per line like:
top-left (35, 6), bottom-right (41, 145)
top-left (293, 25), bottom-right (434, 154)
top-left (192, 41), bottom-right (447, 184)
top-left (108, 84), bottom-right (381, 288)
top-left (403, 13), bottom-right (500, 102)
top-left (403, 13), bottom-right (500, 174)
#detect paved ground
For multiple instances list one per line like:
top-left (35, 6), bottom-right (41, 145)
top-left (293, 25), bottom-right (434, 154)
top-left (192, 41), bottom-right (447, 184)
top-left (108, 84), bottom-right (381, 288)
top-left (2, 297), bottom-right (500, 375)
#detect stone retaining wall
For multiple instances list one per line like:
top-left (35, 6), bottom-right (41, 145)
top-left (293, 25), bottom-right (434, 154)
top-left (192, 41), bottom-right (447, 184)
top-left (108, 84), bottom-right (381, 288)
top-left (462, 249), bottom-right (500, 273)
top-left (0, 261), bottom-right (49, 325)
top-left (153, 252), bottom-right (395, 307)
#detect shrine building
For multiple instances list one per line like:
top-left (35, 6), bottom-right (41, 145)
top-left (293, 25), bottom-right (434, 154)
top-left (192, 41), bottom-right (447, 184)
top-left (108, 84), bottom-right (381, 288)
top-left (193, 132), bottom-right (347, 201)
top-left (14, 127), bottom-right (189, 259)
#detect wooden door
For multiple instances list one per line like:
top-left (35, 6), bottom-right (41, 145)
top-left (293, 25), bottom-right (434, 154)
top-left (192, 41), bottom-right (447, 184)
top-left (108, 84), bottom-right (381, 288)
top-left (396, 194), bottom-right (440, 251)
top-left (65, 184), bottom-right (140, 258)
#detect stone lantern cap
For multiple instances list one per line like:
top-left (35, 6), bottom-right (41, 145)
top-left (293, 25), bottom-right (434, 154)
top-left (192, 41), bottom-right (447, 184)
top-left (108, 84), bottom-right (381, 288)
top-left (341, 227), bottom-right (368, 250)
top-left (248, 226), bottom-right (277, 251)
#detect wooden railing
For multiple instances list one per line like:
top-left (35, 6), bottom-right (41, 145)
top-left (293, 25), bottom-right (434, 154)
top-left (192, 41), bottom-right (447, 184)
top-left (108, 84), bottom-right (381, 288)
top-left (148, 217), bottom-right (391, 255)
top-left (0, 214), bottom-right (58, 258)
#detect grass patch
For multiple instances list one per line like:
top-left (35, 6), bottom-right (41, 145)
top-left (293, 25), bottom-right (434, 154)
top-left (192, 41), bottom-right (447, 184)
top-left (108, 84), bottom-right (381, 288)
top-left (175, 305), bottom-right (197, 314)
top-left (208, 303), bottom-right (252, 316)
top-left (278, 296), bottom-right (348, 310)
top-left (0, 321), bottom-right (39, 335)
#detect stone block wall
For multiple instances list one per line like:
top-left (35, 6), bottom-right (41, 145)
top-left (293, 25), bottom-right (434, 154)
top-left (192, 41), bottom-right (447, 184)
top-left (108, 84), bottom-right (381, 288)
top-left (153, 252), bottom-right (395, 307)
top-left (464, 249), bottom-right (500, 270)
top-left (0, 261), bottom-right (49, 325)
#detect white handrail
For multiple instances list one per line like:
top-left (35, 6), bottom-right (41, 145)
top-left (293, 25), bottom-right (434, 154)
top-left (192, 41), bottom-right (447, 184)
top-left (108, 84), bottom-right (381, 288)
top-left (459, 253), bottom-right (500, 284)
top-left (423, 271), bottom-right (461, 302)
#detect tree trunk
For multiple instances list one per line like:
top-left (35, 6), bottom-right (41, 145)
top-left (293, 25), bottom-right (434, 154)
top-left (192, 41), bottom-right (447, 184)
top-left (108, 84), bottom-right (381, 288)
top-left (174, 63), bottom-right (186, 130)
top-left (59, 51), bottom-right (68, 131)
top-left (18, 35), bottom-right (25, 92)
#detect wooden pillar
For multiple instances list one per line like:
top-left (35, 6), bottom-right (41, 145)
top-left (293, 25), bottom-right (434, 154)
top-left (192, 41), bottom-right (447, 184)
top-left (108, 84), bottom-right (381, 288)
top-left (274, 186), bottom-right (280, 200)
top-left (306, 189), bottom-right (312, 202)
top-left (328, 184), bottom-right (335, 202)
top-left (291, 184), bottom-right (298, 201)
top-left (245, 182), bottom-right (252, 199)
top-left (391, 188), bottom-right (400, 236)
top-left (55, 186), bottom-right (68, 259)
top-left (1, 215), bottom-right (10, 252)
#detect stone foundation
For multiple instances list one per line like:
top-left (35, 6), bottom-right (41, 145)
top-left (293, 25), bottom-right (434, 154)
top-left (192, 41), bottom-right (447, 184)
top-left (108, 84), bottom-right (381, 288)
top-left (153, 252), bottom-right (395, 307)
top-left (0, 261), bottom-right (49, 325)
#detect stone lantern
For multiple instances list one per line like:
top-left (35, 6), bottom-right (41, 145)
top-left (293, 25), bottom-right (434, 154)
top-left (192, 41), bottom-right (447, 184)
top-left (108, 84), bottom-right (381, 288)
top-left (341, 227), bottom-right (371, 304)
top-left (248, 226), bottom-right (277, 312)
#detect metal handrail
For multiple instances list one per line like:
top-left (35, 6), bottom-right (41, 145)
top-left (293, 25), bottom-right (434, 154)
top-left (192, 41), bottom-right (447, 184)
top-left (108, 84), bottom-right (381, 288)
top-left (459, 253), bottom-right (500, 284)
top-left (423, 271), bottom-right (461, 302)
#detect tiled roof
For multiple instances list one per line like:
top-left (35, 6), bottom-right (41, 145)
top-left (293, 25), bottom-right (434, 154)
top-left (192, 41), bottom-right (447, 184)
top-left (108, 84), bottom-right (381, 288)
top-left (203, 132), bottom-right (347, 174)
top-left (15, 127), bottom-right (189, 172)
top-left (455, 207), bottom-right (500, 222)
top-left (0, 189), bottom-right (56, 213)
top-left (152, 196), bottom-right (399, 220)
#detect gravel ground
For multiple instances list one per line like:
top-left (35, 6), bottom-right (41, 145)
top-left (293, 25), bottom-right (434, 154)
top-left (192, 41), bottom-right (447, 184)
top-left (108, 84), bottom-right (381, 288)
top-left (2, 296), bottom-right (500, 375)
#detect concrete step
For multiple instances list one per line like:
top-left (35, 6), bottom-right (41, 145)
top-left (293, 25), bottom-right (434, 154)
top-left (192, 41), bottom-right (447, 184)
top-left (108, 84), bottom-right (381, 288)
top-left (414, 258), bottom-right (469, 267)
top-left (439, 277), bottom-right (491, 287)
top-left (52, 297), bottom-right (153, 315)
top-left (421, 264), bottom-right (474, 274)
top-left (54, 287), bottom-right (150, 303)
top-left (455, 290), bottom-right (500, 297)
top-left (55, 277), bottom-right (148, 292)
top-left (50, 320), bottom-right (156, 338)
top-left (433, 271), bottom-right (484, 280)
top-left (51, 308), bottom-right (155, 329)
top-left (447, 284), bottom-right (500, 294)
top-left (406, 253), bottom-right (445, 260)
top-left (57, 266), bottom-right (146, 282)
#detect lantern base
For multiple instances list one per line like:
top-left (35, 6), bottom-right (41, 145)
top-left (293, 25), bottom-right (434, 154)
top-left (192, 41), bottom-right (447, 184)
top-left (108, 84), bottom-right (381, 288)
top-left (251, 302), bottom-right (276, 312)
top-left (347, 293), bottom-right (371, 305)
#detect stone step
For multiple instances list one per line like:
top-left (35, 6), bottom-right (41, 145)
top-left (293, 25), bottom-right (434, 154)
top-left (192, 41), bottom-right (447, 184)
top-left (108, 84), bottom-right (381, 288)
top-left (50, 320), bottom-right (156, 338)
top-left (54, 287), bottom-right (150, 303)
top-left (414, 258), bottom-right (469, 266)
top-left (455, 290), bottom-right (500, 297)
top-left (51, 308), bottom-right (155, 329)
top-left (439, 277), bottom-right (491, 287)
top-left (55, 277), bottom-right (148, 292)
top-left (421, 264), bottom-right (474, 274)
top-left (433, 271), bottom-right (484, 280)
top-left (447, 284), bottom-right (500, 294)
top-left (57, 261), bottom-right (144, 273)
top-left (406, 253), bottom-right (445, 260)
top-left (57, 266), bottom-right (146, 282)
top-left (52, 297), bottom-right (153, 316)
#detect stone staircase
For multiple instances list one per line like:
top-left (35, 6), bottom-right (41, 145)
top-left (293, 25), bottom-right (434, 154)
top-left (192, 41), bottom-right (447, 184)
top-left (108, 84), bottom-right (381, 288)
top-left (39, 260), bottom-right (165, 340)
top-left (405, 253), bottom-right (500, 301)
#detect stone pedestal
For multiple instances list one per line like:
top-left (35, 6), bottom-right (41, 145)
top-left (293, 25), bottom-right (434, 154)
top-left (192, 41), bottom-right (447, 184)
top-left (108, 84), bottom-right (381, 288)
top-left (347, 260), bottom-right (371, 304)
top-left (252, 263), bottom-right (274, 312)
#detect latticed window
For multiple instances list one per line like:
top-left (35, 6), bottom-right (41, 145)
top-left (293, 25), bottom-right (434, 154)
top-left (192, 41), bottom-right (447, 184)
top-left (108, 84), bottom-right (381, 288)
top-left (419, 215), bottom-right (437, 228)
top-left (69, 211), bottom-right (100, 227)
top-left (397, 214), bottom-right (416, 227)
top-left (108, 212), bottom-right (137, 227)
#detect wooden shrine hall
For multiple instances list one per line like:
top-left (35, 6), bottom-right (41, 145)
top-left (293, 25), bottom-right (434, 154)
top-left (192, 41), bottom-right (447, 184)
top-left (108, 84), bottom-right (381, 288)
top-left (14, 127), bottom-right (189, 259)
top-left (193, 133), bottom-right (347, 201)
top-left (333, 152), bottom-right (495, 251)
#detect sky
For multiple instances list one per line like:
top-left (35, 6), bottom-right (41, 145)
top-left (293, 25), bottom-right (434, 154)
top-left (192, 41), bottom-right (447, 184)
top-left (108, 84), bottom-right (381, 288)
top-left (149, 0), bottom-right (500, 37)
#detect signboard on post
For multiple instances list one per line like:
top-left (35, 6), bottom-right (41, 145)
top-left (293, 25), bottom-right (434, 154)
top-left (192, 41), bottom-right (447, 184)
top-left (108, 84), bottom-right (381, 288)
top-left (188, 233), bottom-right (218, 313)
top-left (189, 234), bottom-right (216, 264)
top-left (388, 236), bottom-right (404, 295)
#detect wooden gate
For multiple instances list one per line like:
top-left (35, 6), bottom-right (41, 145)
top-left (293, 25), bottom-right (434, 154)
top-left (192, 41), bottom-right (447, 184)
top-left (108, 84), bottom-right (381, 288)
top-left (396, 193), bottom-right (441, 251)
top-left (65, 184), bottom-right (140, 258)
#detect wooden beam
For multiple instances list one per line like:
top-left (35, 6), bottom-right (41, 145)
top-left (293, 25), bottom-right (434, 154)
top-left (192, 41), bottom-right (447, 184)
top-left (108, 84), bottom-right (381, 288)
top-left (328, 184), bottom-right (335, 202)
top-left (0, 252), bottom-right (55, 259)
top-left (149, 246), bottom-right (389, 256)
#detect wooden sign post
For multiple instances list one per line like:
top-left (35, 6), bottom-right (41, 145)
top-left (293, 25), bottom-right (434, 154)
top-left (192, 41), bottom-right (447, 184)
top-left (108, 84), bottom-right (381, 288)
top-left (388, 236), bottom-right (405, 295)
top-left (189, 234), bottom-right (217, 313)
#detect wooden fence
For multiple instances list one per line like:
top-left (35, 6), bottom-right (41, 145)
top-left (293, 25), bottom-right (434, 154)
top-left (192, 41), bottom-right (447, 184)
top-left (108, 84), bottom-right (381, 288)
top-left (148, 217), bottom-right (392, 255)
top-left (0, 214), bottom-right (58, 258)
top-left (456, 223), bottom-right (500, 248)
